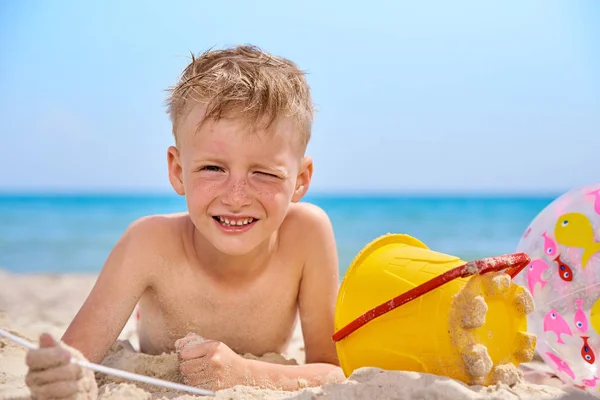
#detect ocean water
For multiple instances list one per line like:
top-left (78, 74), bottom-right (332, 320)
top-left (0, 193), bottom-right (557, 276)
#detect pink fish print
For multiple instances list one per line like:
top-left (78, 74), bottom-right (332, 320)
top-left (582, 376), bottom-right (600, 388)
top-left (526, 259), bottom-right (549, 295)
top-left (542, 231), bottom-right (558, 257)
top-left (545, 352), bottom-right (575, 380)
top-left (544, 309), bottom-right (573, 344)
top-left (588, 189), bottom-right (600, 216)
top-left (574, 299), bottom-right (588, 334)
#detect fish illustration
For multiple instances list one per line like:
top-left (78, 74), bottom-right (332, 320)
top-left (544, 309), bottom-right (573, 344)
top-left (527, 259), bottom-right (549, 295)
top-left (554, 255), bottom-right (574, 282)
top-left (545, 352), bottom-right (576, 380)
top-left (582, 376), bottom-right (599, 387)
top-left (554, 212), bottom-right (600, 269)
top-left (588, 189), bottom-right (600, 216)
top-left (542, 231), bottom-right (558, 257)
top-left (581, 336), bottom-right (595, 364)
top-left (574, 299), bottom-right (588, 334)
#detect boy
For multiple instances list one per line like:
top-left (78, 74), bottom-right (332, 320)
top-left (24, 45), bottom-right (344, 399)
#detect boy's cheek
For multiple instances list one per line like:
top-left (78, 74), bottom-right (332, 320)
top-left (189, 177), bottom-right (223, 193)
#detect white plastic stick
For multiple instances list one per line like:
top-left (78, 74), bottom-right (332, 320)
top-left (0, 328), bottom-right (215, 397)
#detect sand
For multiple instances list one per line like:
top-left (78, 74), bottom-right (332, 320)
top-left (0, 269), bottom-right (595, 400)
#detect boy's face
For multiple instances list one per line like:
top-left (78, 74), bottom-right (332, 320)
top-left (167, 105), bottom-right (313, 256)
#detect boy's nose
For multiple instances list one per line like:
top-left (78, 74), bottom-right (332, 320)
top-left (221, 178), bottom-right (252, 209)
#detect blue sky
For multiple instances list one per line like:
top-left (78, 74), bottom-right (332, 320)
top-left (0, 0), bottom-right (598, 194)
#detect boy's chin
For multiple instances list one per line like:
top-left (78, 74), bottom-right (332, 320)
top-left (209, 229), bottom-right (265, 256)
top-left (211, 239), bottom-right (261, 257)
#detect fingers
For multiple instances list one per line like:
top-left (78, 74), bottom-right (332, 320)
top-left (25, 334), bottom-right (97, 400)
top-left (30, 379), bottom-right (81, 399)
top-left (26, 336), bottom-right (72, 372)
top-left (26, 363), bottom-right (82, 387)
top-left (178, 340), bottom-right (217, 361)
top-left (174, 332), bottom-right (195, 350)
top-left (180, 361), bottom-right (218, 390)
top-left (178, 343), bottom-right (216, 388)
top-left (175, 332), bottom-right (205, 352)
top-left (180, 357), bottom-right (209, 376)
top-left (39, 333), bottom-right (56, 348)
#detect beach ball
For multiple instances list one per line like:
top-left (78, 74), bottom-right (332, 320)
top-left (514, 183), bottom-right (600, 388)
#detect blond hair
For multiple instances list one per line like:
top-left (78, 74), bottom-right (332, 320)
top-left (165, 45), bottom-right (313, 149)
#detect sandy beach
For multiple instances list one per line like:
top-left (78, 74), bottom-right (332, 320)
top-left (0, 268), bottom-right (595, 400)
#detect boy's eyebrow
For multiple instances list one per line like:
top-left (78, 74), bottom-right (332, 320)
top-left (191, 156), bottom-right (225, 164)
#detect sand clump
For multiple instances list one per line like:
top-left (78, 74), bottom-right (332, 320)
top-left (0, 269), bottom-right (586, 400)
top-left (448, 271), bottom-right (539, 387)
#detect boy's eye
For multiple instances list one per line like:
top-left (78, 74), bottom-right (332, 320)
top-left (256, 171), bottom-right (280, 178)
top-left (199, 165), bottom-right (223, 172)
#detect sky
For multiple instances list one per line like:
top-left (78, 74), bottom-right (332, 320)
top-left (0, 0), bottom-right (598, 195)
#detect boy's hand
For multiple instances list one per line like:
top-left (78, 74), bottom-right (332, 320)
top-left (25, 333), bottom-right (98, 400)
top-left (176, 333), bottom-right (252, 391)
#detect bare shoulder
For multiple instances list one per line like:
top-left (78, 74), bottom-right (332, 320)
top-left (124, 212), bottom-right (190, 245)
top-left (110, 212), bottom-right (192, 282)
top-left (281, 202), bottom-right (337, 265)
top-left (113, 212), bottom-right (192, 269)
top-left (283, 202), bottom-right (334, 237)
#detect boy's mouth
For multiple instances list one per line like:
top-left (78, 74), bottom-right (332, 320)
top-left (213, 216), bottom-right (257, 227)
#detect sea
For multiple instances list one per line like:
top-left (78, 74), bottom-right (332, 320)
top-left (0, 193), bottom-right (558, 276)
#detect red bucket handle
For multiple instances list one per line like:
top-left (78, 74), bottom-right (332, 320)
top-left (331, 252), bottom-right (530, 342)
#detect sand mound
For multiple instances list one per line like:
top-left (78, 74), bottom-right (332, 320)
top-left (0, 269), bottom-right (590, 400)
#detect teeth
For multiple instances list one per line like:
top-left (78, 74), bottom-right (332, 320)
top-left (217, 216), bottom-right (254, 226)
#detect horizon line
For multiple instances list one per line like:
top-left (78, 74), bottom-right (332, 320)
top-left (0, 188), bottom-right (566, 199)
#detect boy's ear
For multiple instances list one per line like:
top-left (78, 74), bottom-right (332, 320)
top-left (167, 146), bottom-right (185, 196)
top-left (292, 156), bottom-right (314, 202)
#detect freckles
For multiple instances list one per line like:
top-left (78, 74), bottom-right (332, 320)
top-left (191, 178), bottom-right (220, 193)
top-left (231, 180), bottom-right (247, 194)
top-left (206, 182), bottom-right (220, 193)
top-left (254, 184), bottom-right (278, 198)
top-left (266, 188), bottom-right (279, 199)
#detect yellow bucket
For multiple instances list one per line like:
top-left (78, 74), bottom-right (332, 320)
top-left (333, 234), bottom-right (536, 386)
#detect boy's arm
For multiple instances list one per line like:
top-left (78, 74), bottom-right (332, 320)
top-left (296, 203), bottom-right (340, 365)
top-left (60, 216), bottom-right (157, 363)
top-left (248, 204), bottom-right (343, 387)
